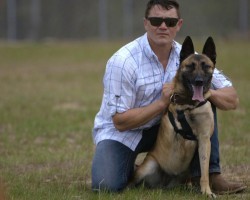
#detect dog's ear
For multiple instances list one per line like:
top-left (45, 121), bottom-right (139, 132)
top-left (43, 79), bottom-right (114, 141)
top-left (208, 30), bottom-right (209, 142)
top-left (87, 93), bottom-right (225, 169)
top-left (202, 37), bottom-right (216, 65)
top-left (180, 36), bottom-right (195, 63)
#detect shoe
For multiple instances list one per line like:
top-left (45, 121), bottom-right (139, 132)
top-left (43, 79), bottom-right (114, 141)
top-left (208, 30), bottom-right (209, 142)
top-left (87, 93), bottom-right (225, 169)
top-left (191, 173), bottom-right (247, 195)
top-left (209, 173), bottom-right (247, 195)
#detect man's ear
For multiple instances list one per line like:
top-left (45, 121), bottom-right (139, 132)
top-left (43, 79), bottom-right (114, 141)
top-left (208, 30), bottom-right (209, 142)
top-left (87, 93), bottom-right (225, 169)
top-left (180, 36), bottom-right (194, 63)
top-left (144, 18), bottom-right (149, 31)
top-left (202, 36), bottom-right (216, 65)
top-left (176, 18), bottom-right (183, 33)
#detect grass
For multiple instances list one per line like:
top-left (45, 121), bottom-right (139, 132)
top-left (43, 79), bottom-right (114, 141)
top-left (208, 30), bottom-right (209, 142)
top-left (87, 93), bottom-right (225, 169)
top-left (0, 38), bottom-right (249, 199)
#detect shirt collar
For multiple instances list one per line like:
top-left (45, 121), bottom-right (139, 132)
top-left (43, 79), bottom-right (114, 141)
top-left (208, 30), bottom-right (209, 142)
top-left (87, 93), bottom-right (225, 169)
top-left (142, 33), bottom-right (180, 61)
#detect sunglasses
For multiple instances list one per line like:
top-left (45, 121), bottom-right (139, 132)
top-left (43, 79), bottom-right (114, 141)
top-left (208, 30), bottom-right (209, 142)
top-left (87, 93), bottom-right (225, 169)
top-left (146, 17), bottom-right (179, 27)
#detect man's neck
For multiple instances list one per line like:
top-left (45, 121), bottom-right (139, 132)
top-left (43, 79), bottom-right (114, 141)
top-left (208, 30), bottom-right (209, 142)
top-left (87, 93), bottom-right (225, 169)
top-left (150, 42), bottom-right (173, 69)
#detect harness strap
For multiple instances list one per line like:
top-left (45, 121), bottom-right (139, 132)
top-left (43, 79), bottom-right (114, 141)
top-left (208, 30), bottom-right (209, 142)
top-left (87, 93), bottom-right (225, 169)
top-left (168, 110), bottom-right (197, 141)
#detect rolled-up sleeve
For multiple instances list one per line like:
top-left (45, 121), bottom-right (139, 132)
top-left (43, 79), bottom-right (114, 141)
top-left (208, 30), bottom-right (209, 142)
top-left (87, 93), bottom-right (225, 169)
top-left (211, 68), bottom-right (233, 89)
top-left (103, 54), bottom-right (136, 116)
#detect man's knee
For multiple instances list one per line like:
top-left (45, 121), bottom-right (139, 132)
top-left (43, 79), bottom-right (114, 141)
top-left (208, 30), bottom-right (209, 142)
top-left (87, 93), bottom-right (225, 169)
top-left (91, 140), bottom-right (134, 192)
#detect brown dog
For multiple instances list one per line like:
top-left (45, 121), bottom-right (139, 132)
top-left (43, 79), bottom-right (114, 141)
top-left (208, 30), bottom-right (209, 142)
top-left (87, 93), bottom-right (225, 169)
top-left (132, 36), bottom-right (217, 198)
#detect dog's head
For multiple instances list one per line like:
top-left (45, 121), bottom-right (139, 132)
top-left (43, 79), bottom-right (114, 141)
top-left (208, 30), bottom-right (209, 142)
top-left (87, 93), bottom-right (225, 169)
top-left (177, 36), bottom-right (216, 102)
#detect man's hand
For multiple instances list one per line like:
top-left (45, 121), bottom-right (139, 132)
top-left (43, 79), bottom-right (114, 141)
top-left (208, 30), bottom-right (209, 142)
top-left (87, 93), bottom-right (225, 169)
top-left (161, 83), bottom-right (174, 105)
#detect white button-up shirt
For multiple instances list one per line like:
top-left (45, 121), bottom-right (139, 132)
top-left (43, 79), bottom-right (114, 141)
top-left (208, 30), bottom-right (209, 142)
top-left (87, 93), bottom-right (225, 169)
top-left (92, 33), bottom-right (232, 151)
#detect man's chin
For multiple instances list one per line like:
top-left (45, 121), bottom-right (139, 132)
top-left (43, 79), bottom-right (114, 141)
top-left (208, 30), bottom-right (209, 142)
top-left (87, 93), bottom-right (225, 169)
top-left (156, 38), bottom-right (171, 46)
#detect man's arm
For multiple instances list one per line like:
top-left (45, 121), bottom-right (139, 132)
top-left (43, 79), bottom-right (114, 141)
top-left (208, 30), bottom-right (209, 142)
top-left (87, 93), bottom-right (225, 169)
top-left (209, 86), bottom-right (239, 110)
top-left (112, 83), bottom-right (173, 132)
top-left (112, 100), bottom-right (166, 132)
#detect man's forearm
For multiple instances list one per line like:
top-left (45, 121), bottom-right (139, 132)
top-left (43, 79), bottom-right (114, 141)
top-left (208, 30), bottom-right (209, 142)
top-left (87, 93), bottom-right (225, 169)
top-left (112, 99), bottom-right (168, 132)
top-left (209, 86), bottom-right (239, 110)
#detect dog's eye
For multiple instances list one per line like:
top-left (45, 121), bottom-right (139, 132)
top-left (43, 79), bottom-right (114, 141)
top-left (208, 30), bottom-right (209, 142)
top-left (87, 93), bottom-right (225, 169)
top-left (186, 63), bottom-right (195, 70)
top-left (201, 62), bottom-right (210, 70)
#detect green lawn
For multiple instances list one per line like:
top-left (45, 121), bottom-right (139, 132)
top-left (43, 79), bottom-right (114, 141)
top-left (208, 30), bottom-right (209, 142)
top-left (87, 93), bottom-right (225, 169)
top-left (0, 38), bottom-right (249, 199)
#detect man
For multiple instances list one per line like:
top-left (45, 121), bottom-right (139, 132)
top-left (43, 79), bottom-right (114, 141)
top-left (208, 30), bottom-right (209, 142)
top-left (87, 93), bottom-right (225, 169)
top-left (91, 0), bottom-right (247, 194)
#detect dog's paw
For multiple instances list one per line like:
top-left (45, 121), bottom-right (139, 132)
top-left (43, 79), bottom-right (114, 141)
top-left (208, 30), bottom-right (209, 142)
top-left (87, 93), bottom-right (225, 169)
top-left (207, 192), bottom-right (217, 199)
top-left (201, 190), bottom-right (217, 199)
top-left (201, 186), bottom-right (217, 199)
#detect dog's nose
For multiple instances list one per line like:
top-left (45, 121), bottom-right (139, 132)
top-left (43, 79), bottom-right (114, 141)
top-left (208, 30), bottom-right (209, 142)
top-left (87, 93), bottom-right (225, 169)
top-left (194, 77), bottom-right (204, 86)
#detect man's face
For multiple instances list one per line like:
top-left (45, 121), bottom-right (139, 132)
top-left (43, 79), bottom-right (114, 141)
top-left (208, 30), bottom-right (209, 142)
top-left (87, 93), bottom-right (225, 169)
top-left (144, 5), bottom-right (183, 47)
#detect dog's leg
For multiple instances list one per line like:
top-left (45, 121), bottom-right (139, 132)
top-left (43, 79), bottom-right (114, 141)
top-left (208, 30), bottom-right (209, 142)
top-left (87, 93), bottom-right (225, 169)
top-left (132, 154), bottom-right (163, 188)
top-left (198, 138), bottom-right (216, 198)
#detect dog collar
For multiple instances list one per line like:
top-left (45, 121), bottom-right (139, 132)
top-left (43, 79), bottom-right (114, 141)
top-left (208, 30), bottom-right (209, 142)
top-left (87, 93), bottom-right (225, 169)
top-left (170, 93), bottom-right (193, 105)
top-left (170, 93), bottom-right (207, 108)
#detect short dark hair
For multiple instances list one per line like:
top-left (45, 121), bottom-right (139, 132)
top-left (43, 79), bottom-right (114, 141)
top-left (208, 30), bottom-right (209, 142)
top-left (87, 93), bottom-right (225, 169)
top-left (145, 0), bottom-right (180, 18)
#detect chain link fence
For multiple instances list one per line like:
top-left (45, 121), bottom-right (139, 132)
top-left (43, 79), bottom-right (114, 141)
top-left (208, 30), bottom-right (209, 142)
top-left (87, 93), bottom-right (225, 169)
top-left (0, 0), bottom-right (249, 41)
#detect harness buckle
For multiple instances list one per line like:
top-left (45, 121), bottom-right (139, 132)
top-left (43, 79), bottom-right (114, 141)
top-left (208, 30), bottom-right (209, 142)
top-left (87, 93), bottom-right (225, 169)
top-left (170, 93), bottom-right (177, 104)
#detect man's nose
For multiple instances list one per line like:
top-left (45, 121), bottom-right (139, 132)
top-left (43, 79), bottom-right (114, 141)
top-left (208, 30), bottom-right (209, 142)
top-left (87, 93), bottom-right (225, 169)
top-left (159, 21), bottom-right (168, 29)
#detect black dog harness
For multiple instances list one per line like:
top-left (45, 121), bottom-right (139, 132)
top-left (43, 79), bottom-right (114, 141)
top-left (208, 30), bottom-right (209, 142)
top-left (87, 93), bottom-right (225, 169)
top-left (168, 100), bottom-right (207, 141)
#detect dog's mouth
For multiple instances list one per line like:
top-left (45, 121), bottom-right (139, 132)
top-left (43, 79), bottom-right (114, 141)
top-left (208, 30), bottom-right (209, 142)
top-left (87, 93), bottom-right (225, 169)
top-left (192, 85), bottom-right (205, 102)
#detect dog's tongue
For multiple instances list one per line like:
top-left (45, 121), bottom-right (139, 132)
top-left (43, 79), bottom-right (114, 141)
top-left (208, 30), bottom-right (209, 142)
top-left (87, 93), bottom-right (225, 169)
top-left (192, 85), bottom-right (204, 102)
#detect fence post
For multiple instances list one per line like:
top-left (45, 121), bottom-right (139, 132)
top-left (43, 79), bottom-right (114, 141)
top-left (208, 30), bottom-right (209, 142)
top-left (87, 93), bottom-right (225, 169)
top-left (123, 0), bottom-right (133, 39)
top-left (239, 0), bottom-right (248, 35)
top-left (29, 0), bottom-right (41, 41)
top-left (99, 0), bottom-right (108, 40)
top-left (7, 0), bottom-right (17, 41)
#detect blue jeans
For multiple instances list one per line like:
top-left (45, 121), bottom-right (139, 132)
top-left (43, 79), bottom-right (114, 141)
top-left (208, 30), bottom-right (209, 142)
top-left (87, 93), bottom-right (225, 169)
top-left (91, 105), bottom-right (220, 192)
